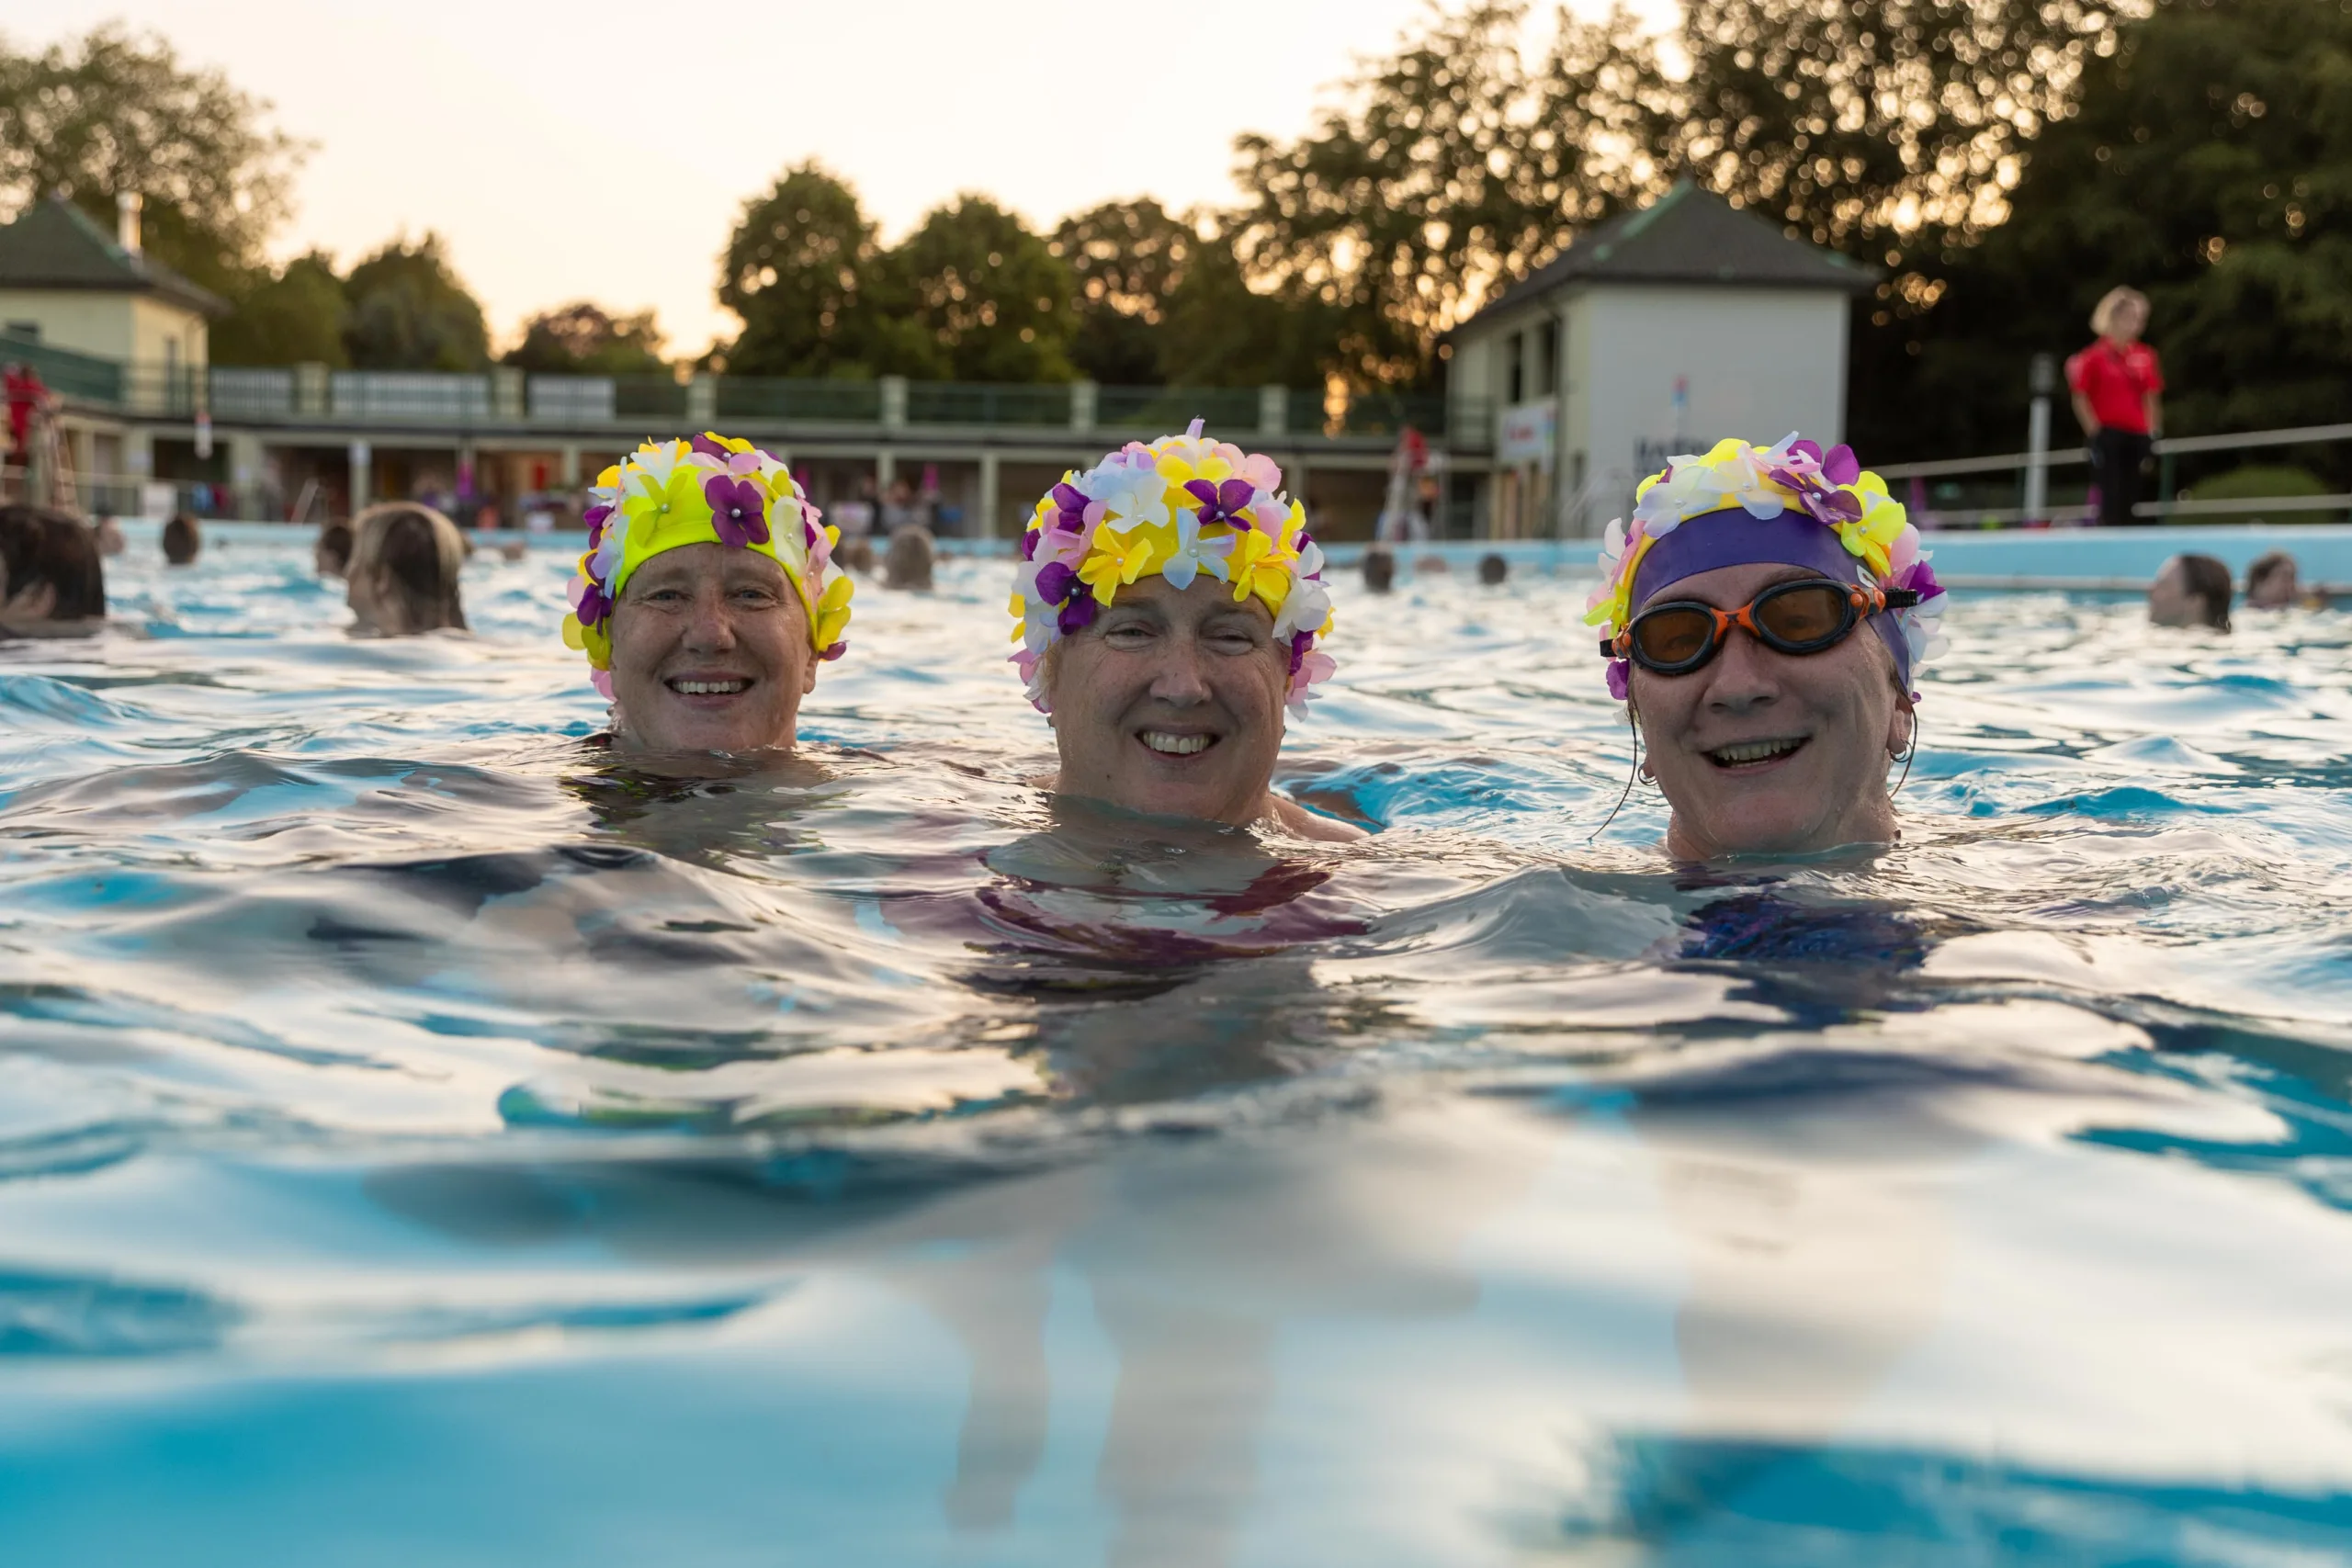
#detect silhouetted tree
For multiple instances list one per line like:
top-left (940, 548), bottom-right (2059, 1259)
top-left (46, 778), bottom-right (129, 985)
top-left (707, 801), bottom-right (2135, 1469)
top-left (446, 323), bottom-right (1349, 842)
top-left (505, 302), bottom-right (665, 376)
top-left (342, 235), bottom-right (489, 371)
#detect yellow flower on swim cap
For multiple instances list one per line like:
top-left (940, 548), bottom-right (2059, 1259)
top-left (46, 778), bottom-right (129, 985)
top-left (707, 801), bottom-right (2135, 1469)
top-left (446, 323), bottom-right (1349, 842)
top-left (559, 433), bottom-right (854, 700)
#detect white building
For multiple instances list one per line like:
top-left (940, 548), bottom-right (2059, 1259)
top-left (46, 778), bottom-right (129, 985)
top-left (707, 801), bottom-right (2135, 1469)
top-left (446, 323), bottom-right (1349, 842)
top-left (0, 195), bottom-right (223, 378)
top-left (1445, 181), bottom-right (1876, 537)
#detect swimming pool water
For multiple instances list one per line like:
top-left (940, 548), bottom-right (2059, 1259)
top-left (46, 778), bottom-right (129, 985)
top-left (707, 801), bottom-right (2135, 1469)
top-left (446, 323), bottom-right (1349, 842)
top-left (2, 537), bottom-right (2351, 1565)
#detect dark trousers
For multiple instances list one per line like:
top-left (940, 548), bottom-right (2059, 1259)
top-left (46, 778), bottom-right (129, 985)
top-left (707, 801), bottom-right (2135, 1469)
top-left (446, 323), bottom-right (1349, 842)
top-left (2091, 428), bottom-right (2153, 526)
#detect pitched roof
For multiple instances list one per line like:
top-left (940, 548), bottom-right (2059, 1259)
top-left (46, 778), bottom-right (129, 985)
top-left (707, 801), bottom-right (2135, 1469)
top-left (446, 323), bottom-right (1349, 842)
top-left (1454, 181), bottom-right (1878, 334)
top-left (0, 197), bottom-right (229, 318)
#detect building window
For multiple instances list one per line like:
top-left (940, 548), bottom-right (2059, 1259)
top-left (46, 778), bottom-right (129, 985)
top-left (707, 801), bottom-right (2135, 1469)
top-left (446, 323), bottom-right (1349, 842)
top-left (1537, 321), bottom-right (1558, 396)
top-left (4, 321), bottom-right (38, 343)
top-left (1507, 333), bottom-right (1524, 404)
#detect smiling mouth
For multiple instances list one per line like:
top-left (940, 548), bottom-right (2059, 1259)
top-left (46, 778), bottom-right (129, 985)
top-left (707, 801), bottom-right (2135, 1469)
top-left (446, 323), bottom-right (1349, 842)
top-left (1707, 737), bottom-right (1807, 769)
top-left (1139, 730), bottom-right (1217, 757)
top-left (667, 678), bottom-right (751, 696)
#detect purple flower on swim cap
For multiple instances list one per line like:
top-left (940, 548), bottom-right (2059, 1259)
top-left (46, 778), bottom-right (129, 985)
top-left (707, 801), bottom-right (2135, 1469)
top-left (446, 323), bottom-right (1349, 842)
top-left (705, 474), bottom-right (770, 547)
top-left (1795, 486), bottom-right (1865, 527)
top-left (1049, 481), bottom-right (1090, 532)
top-left (1020, 526), bottom-right (1041, 561)
top-left (690, 434), bottom-right (732, 460)
top-left (1288, 630), bottom-right (1313, 675)
top-left (576, 579), bottom-right (612, 628)
top-left (584, 503), bottom-right (613, 547)
top-left (1057, 593), bottom-right (1099, 637)
top-left (1183, 477), bottom-right (1256, 525)
top-left (1890, 556), bottom-right (1945, 603)
top-left (1605, 658), bottom-right (1630, 701)
top-left (1035, 560), bottom-right (1079, 607)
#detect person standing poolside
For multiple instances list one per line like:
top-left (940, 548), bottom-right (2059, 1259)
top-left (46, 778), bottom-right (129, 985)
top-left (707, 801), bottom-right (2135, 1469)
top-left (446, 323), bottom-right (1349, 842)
top-left (1586, 435), bottom-right (1950, 862)
top-left (1009, 420), bottom-right (1363, 842)
top-left (2067, 287), bottom-right (2165, 528)
top-left (560, 433), bottom-right (854, 756)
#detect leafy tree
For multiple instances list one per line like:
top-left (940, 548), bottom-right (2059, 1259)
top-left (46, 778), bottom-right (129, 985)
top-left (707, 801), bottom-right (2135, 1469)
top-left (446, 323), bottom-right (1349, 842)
top-left (1052, 197), bottom-right (1199, 384)
top-left (0, 23), bottom-right (305, 292)
top-left (210, 252), bottom-right (348, 367)
top-left (1157, 223), bottom-right (1345, 389)
top-left (505, 302), bottom-right (666, 376)
top-left (1668, 0), bottom-right (2120, 254)
top-left (342, 235), bottom-right (490, 371)
top-left (1228, 2), bottom-right (1669, 389)
top-left (1849, 0), bottom-right (2352, 464)
top-left (718, 162), bottom-right (891, 377)
top-left (889, 196), bottom-right (1077, 383)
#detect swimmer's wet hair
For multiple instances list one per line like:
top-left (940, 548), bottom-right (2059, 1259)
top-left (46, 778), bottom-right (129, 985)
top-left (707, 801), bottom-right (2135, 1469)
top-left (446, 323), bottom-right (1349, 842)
top-left (162, 513), bottom-right (201, 566)
top-left (0, 504), bottom-right (106, 619)
top-left (2171, 552), bottom-right (2233, 632)
top-left (352, 502), bottom-right (468, 632)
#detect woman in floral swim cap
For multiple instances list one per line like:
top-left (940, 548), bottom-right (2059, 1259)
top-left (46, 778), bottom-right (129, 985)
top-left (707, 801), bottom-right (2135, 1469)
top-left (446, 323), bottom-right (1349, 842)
top-left (560, 434), bottom-right (854, 755)
top-left (1010, 422), bottom-right (1362, 841)
top-left (1586, 435), bottom-right (1949, 860)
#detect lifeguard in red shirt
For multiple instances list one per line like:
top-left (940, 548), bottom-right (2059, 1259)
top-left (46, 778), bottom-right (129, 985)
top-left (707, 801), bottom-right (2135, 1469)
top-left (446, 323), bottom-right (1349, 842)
top-left (2065, 287), bottom-right (2165, 527)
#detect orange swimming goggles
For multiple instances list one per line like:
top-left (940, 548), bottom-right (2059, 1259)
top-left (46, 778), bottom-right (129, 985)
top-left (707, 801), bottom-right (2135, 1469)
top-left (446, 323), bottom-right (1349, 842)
top-left (1603, 578), bottom-right (1921, 676)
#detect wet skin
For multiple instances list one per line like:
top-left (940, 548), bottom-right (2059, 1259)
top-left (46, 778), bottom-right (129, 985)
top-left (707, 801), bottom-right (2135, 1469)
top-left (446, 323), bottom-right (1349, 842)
top-left (606, 543), bottom-right (816, 755)
top-left (1629, 561), bottom-right (1911, 861)
top-left (1046, 575), bottom-right (1361, 841)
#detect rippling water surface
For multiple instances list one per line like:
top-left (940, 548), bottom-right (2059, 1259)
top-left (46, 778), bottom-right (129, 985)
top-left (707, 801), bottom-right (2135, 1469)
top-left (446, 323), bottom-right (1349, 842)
top-left (4, 536), bottom-right (2351, 1565)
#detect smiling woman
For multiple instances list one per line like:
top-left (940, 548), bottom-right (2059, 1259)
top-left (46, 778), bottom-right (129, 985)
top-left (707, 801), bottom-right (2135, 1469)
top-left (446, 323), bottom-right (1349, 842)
top-left (1012, 421), bottom-right (1359, 840)
top-left (1586, 435), bottom-right (1950, 862)
top-left (560, 433), bottom-right (855, 755)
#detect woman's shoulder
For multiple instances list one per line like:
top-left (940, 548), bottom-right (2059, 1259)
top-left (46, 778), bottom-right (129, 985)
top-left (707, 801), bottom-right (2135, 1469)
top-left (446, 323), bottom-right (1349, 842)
top-left (1270, 795), bottom-right (1369, 843)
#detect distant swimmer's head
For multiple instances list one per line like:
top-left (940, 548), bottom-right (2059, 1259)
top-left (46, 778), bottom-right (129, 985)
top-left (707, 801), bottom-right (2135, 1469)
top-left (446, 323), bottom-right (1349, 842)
top-left (162, 513), bottom-right (202, 566)
top-left (2244, 550), bottom-right (2299, 612)
top-left (348, 503), bottom-right (468, 635)
top-left (1586, 435), bottom-right (1950, 862)
top-left (315, 520), bottom-right (354, 579)
top-left (1011, 420), bottom-right (1351, 837)
top-left (0, 504), bottom-right (107, 636)
top-left (2148, 552), bottom-right (2233, 630)
top-left (562, 434), bottom-right (854, 756)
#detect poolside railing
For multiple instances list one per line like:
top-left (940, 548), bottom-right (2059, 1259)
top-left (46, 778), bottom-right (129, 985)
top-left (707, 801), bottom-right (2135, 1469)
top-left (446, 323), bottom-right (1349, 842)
top-left (43, 355), bottom-right (1476, 447)
top-left (1877, 421), bottom-right (2352, 527)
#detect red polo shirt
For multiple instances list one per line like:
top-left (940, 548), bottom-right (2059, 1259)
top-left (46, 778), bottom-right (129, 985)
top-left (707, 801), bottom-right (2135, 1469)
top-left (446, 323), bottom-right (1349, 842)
top-left (2065, 339), bottom-right (2164, 434)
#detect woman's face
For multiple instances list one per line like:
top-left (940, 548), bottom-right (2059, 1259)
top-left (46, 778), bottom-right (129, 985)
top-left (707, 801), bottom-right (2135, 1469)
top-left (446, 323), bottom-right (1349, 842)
top-left (2105, 296), bottom-right (2148, 344)
top-left (605, 543), bottom-right (815, 755)
top-left (1629, 561), bottom-right (1910, 860)
top-left (1046, 575), bottom-right (1291, 829)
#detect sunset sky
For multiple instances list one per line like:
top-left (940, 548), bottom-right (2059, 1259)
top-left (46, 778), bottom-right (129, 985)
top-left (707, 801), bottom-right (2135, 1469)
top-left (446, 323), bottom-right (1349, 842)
top-left (22, 1), bottom-right (1676, 355)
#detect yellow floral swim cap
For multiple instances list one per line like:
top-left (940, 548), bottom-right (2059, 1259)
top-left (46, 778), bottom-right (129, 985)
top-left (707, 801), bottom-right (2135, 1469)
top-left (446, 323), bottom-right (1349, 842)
top-left (1007, 419), bottom-right (1334, 716)
top-left (560, 433), bottom-right (854, 698)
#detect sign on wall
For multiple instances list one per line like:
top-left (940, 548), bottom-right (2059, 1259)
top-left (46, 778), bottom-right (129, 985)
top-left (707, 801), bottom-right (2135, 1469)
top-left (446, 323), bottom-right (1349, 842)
top-left (1498, 398), bottom-right (1555, 467)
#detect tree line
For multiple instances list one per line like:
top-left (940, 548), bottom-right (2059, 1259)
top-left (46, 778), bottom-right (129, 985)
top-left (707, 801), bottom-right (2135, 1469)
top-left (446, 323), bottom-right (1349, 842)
top-left (3, 1), bottom-right (2341, 462)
